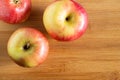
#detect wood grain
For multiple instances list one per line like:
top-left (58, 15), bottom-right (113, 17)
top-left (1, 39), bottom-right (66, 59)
top-left (0, 0), bottom-right (120, 80)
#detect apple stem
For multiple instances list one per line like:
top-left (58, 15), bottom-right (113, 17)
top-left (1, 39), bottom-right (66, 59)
top-left (66, 16), bottom-right (71, 21)
top-left (13, 0), bottom-right (20, 4)
top-left (23, 42), bottom-right (31, 51)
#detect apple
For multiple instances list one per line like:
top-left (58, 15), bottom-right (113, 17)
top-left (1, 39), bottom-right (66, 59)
top-left (7, 27), bottom-right (49, 67)
top-left (0, 0), bottom-right (31, 24)
top-left (43, 0), bottom-right (88, 41)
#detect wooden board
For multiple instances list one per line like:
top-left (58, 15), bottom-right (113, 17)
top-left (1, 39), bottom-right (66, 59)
top-left (0, 0), bottom-right (120, 80)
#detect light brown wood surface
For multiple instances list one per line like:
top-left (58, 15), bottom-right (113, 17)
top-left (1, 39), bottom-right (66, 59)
top-left (0, 0), bottom-right (120, 80)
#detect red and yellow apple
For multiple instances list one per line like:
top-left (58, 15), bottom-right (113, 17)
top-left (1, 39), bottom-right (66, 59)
top-left (0, 0), bottom-right (31, 24)
top-left (43, 0), bottom-right (88, 41)
top-left (7, 27), bottom-right (49, 67)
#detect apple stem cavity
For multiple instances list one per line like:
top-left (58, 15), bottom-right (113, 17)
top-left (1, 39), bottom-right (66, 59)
top-left (13, 0), bottom-right (20, 4)
top-left (65, 15), bottom-right (72, 22)
top-left (23, 42), bottom-right (31, 51)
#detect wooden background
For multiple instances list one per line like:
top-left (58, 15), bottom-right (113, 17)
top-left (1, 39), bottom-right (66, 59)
top-left (0, 0), bottom-right (120, 80)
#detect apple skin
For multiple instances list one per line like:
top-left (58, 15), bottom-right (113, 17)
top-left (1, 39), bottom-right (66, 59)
top-left (7, 27), bottom-right (49, 68)
top-left (0, 0), bottom-right (31, 24)
top-left (43, 0), bottom-right (88, 41)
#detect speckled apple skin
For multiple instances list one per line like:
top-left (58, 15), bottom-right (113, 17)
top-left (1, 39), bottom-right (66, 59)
top-left (7, 27), bottom-right (49, 67)
top-left (43, 0), bottom-right (88, 41)
top-left (0, 0), bottom-right (31, 24)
